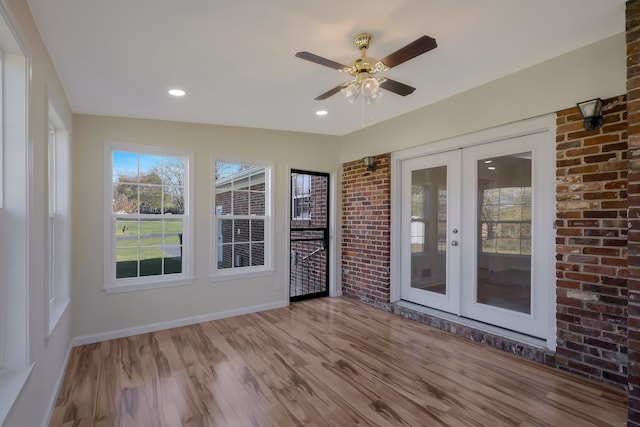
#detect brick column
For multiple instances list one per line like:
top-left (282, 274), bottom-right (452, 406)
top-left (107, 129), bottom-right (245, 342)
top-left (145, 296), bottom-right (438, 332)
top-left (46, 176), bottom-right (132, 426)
top-left (555, 96), bottom-right (628, 387)
top-left (628, 0), bottom-right (640, 424)
top-left (341, 154), bottom-right (391, 309)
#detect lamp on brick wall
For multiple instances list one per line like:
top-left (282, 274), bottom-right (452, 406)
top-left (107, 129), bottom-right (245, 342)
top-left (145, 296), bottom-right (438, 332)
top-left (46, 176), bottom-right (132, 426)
top-left (577, 98), bottom-right (604, 131)
top-left (363, 156), bottom-right (377, 172)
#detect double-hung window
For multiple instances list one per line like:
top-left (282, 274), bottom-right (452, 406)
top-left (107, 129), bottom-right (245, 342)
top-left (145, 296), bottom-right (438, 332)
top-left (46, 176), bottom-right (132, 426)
top-left (104, 142), bottom-right (194, 293)
top-left (46, 103), bottom-right (71, 337)
top-left (212, 160), bottom-right (272, 279)
top-left (0, 9), bottom-right (30, 424)
top-left (47, 123), bottom-right (56, 304)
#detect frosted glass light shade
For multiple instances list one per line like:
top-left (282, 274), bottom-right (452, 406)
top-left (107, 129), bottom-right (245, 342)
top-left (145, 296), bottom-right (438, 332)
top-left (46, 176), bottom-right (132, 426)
top-left (341, 84), bottom-right (359, 104)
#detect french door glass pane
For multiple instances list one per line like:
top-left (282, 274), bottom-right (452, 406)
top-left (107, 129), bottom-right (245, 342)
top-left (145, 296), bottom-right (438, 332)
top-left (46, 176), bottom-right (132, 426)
top-left (411, 166), bottom-right (447, 295)
top-left (477, 153), bottom-right (532, 313)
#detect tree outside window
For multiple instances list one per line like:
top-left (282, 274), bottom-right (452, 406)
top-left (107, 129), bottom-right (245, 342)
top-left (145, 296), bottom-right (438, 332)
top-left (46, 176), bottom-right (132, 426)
top-left (106, 145), bottom-right (192, 291)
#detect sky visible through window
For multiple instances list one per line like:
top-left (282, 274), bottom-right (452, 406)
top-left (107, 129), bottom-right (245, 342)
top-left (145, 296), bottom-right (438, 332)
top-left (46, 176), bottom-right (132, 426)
top-left (113, 151), bottom-right (162, 180)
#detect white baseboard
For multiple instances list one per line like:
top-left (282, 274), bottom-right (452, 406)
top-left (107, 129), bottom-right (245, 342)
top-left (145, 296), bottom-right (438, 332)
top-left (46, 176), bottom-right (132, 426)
top-left (41, 343), bottom-right (73, 427)
top-left (72, 300), bottom-right (289, 347)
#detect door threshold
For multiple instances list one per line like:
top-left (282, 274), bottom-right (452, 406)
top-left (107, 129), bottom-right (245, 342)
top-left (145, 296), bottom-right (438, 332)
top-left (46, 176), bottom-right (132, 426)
top-left (393, 300), bottom-right (548, 350)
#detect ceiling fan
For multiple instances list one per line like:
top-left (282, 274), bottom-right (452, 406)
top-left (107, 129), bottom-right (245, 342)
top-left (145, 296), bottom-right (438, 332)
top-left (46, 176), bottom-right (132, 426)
top-left (295, 32), bottom-right (437, 103)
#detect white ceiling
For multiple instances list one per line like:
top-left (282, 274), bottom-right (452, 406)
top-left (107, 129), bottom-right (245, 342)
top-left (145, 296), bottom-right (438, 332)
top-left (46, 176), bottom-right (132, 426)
top-left (27, 0), bottom-right (625, 136)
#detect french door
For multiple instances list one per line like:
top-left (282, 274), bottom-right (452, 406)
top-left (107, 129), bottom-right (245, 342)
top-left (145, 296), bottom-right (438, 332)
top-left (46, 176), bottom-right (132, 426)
top-left (400, 150), bottom-right (461, 314)
top-left (399, 132), bottom-right (553, 338)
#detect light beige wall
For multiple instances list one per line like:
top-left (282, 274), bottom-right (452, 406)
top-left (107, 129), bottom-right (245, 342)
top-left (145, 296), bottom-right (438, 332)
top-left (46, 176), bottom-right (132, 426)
top-left (72, 114), bottom-right (341, 338)
top-left (72, 32), bottom-right (627, 340)
top-left (2, 0), bottom-right (74, 426)
top-left (340, 33), bottom-right (626, 162)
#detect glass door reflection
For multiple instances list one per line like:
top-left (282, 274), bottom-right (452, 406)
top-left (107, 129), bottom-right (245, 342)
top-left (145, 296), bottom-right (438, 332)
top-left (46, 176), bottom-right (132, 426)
top-left (411, 166), bottom-right (447, 295)
top-left (477, 153), bottom-right (532, 314)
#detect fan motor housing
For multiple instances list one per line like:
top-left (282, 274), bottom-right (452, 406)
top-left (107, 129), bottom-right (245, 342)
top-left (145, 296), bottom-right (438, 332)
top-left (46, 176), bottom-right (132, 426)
top-left (347, 56), bottom-right (378, 76)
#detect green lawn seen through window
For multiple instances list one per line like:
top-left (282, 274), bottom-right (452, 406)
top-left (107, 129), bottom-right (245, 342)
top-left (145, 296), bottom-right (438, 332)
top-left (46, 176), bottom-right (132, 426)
top-left (115, 219), bottom-right (183, 278)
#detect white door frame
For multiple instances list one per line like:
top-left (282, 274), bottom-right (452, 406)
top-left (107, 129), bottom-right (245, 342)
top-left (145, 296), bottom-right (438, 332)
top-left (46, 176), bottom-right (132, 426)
top-left (460, 135), bottom-right (552, 338)
top-left (390, 114), bottom-right (556, 349)
top-left (400, 150), bottom-right (462, 314)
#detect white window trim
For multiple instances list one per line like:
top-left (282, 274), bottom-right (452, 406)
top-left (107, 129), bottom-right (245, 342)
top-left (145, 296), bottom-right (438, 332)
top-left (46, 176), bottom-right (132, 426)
top-left (0, 4), bottom-right (31, 424)
top-left (210, 156), bottom-right (274, 281)
top-left (45, 100), bottom-right (71, 339)
top-left (103, 141), bottom-right (195, 293)
top-left (48, 122), bottom-right (55, 304)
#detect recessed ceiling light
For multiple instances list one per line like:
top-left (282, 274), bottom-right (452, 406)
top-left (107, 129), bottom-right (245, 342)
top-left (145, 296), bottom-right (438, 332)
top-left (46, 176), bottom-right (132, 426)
top-left (316, 110), bottom-right (328, 116)
top-left (168, 89), bottom-right (185, 97)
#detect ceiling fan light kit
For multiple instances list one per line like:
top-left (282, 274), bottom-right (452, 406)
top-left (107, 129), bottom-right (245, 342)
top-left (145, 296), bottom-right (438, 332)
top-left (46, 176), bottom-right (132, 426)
top-left (340, 73), bottom-right (384, 104)
top-left (295, 32), bottom-right (437, 104)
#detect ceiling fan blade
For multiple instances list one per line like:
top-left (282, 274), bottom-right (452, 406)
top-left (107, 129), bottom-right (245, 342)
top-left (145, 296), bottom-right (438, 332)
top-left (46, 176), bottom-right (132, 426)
top-left (314, 84), bottom-right (345, 100)
top-left (379, 35), bottom-right (437, 69)
top-left (295, 51), bottom-right (347, 70)
top-left (379, 78), bottom-right (416, 96)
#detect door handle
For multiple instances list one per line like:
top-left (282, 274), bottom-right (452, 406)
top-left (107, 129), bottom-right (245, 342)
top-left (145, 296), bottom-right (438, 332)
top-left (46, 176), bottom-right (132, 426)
top-left (451, 241), bottom-right (458, 246)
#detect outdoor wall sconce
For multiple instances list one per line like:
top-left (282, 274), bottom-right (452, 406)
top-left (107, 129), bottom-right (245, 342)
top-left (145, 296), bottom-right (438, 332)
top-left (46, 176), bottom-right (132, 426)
top-left (363, 156), bottom-right (377, 172)
top-left (576, 98), bottom-right (604, 131)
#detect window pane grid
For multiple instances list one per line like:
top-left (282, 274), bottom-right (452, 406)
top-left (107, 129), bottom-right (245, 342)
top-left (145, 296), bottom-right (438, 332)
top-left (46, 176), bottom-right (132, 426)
top-left (480, 185), bottom-right (531, 255)
top-left (214, 162), bottom-right (268, 271)
top-left (114, 216), bottom-right (184, 279)
top-left (112, 149), bottom-right (187, 281)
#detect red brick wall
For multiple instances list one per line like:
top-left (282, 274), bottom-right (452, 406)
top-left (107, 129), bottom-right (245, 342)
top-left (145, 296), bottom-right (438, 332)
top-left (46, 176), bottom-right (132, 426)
top-left (341, 154), bottom-right (391, 308)
top-left (340, 154), bottom-right (552, 364)
top-left (628, 0), bottom-right (640, 423)
top-left (340, 99), bottom-right (631, 395)
top-left (555, 95), bottom-right (628, 387)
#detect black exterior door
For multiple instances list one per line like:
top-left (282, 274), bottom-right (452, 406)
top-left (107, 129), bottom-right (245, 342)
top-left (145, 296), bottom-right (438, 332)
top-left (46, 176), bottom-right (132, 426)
top-left (289, 170), bottom-right (329, 301)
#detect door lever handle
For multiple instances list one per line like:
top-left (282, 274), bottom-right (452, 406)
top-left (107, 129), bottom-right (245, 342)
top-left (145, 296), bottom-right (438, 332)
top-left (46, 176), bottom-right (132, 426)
top-left (451, 241), bottom-right (458, 246)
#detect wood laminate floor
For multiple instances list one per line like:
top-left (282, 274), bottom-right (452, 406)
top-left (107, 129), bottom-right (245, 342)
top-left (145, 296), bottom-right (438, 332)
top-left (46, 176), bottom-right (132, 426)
top-left (50, 297), bottom-right (627, 426)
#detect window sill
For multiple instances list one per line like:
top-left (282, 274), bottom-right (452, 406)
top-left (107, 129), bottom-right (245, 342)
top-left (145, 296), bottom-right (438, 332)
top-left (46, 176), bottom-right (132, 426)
top-left (103, 276), bottom-right (195, 294)
top-left (0, 363), bottom-right (34, 426)
top-left (47, 298), bottom-right (70, 340)
top-left (210, 268), bottom-right (274, 282)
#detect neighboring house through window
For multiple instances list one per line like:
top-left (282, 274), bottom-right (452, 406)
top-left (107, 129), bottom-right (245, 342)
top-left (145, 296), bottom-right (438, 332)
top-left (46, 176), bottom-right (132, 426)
top-left (212, 160), bottom-right (273, 279)
top-left (104, 142), bottom-right (194, 293)
top-left (291, 173), bottom-right (310, 220)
